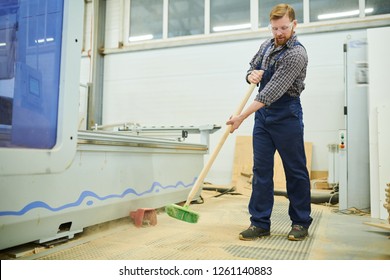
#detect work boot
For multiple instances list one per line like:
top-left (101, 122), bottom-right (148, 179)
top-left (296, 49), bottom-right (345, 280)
top-left (239, 225), bottom-right (270, 241)
top-left (288, 225), bottom-right (308, 241)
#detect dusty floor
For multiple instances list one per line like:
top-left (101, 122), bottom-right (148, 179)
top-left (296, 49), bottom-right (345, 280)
top-left (1, 188), bottom-right (389, 260)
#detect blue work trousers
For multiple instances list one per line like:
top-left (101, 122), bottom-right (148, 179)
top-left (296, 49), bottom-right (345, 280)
top-left (249, 94), bottom-right (313, 230)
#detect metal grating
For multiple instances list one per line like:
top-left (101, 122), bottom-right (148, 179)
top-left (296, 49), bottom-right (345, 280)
top-left (224, 204), bottom-right (323, 260)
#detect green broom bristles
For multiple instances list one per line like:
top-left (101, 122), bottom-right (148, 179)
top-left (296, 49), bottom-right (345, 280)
top-left (165, 204), bottom-right (200, 223)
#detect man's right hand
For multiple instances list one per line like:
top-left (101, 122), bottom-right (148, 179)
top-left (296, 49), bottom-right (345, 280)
top-left (248, 70), bottom-right (264, 84)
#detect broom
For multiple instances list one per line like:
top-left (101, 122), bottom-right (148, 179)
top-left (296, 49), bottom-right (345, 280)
top-left (165, 80), bottom-right (260, 223)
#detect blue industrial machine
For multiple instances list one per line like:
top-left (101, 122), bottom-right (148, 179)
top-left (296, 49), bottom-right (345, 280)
top-left (0, 0), bottom-right (217, 250)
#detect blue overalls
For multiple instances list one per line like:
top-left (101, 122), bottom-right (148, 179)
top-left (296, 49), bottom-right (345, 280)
top-left (249, 41), bottom-right (313, 230)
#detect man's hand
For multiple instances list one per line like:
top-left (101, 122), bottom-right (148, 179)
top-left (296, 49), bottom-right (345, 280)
top-left (248, 69), bottom-right (264, 84)
top-left (226, 114), bottom-right (245, 133)
top-left (226, 100), bottom-right (265, 133)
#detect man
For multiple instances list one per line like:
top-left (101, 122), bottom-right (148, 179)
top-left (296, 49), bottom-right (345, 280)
top-left (226, 3), bottom-right (312, 241)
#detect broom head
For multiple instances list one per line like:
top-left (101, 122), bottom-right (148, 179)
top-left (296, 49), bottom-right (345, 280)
top-left (165, 204), bottom-right (199, 223)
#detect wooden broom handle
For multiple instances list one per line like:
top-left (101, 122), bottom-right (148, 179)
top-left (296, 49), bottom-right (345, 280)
top-left (184, 83), bottom-right (257, 206)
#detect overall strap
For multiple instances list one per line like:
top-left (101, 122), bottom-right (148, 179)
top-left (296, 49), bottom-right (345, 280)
top-left (263, 41), bottom-right (304, 69)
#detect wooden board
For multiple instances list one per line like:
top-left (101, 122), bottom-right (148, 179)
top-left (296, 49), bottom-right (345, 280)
top-left (230, 136), bottom-right (253, 196)
top-left (363, 222), bottom-right (390, 231)
top-left (231, 136), bottom-right (313, 194)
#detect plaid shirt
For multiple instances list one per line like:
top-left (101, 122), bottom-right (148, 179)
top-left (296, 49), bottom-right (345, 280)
top-left (247, 34), bottom-right (308, 106)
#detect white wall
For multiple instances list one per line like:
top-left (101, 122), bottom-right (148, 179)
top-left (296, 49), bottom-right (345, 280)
top-left (92, 35), bottom-right (367, 185)
top-left (79, 1), bottom-right (372, 186)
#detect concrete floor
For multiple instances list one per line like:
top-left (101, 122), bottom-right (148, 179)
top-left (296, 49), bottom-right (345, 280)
top-left (1, 188), bottom-right (389, 260)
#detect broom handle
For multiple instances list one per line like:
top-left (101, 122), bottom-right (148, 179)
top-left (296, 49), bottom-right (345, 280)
top-left (184, 82), bottom-right (258, 207)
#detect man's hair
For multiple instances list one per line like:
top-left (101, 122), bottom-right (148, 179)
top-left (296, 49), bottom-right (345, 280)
top-left (269, 3), bottom-right (296, 21)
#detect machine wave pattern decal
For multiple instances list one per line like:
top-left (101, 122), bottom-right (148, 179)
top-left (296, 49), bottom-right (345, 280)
top-left (0, 178), bottom-right (196, 216)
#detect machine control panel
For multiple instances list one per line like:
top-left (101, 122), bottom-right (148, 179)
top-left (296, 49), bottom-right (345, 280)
top-left (339, 129), bottom-right (347, 150)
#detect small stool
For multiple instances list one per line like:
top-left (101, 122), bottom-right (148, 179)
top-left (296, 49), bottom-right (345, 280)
top-left (129, 208), bottom-right (157, 227)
